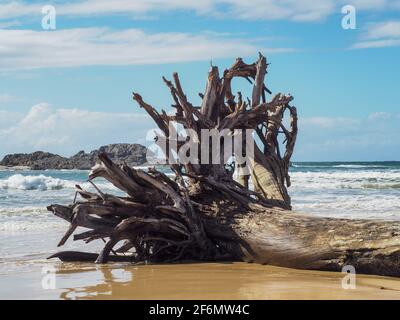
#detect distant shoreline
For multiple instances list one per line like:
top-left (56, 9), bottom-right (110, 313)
top-left (0, 143), bottom-right (150, 170)
top-left (0, 165), bottom-right (31, 171)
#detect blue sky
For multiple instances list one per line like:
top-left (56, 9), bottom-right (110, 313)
top-left (0, 0), bottom-right (400, 161)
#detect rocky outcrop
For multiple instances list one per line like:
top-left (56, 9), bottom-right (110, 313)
top-left (0, 152), bottom-right (69, 170)
top-left (69, 144), bottom-right (149, 170)
top-left (0, 144), bottom-right (150, 170)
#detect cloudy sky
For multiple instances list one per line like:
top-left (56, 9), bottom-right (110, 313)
top-left (0, 0), bottom-right (399, 161)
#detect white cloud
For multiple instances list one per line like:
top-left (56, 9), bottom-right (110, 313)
top-left (0, 109), bottom-right (22, 129)
top-left (0, 94), bottom-right (17, 104)
top-left (344, 0), bottom-right (390, 10)
top-left (58, 0), bottom-right (214, 16)
top-left (363, 21), bottom-right (400, 39)
top-left (2, 106), bottom-right (399, 161)
top-left (295, 112), bottom-right (400, 160)
top-left (218, 0), bottom-right (335, 22)
top-left (1, 0), bottom-right (397, 22)
top-left (0, 1), bottom-right (41, 19)
top-left (352, 38), bottom-right (400, 49)
top-left (300, 116), bottom-right (361, 129)
top-left (352, 21), bottom-right (400, 49)
top-left (0, 28), bottom-right (291, 70)
top-left (0, 0), bottom-right (213, 19)
top-left (0, 103), bottom-right (155, 157)
top-left (0, 19), bottom-right (20, 28)
top-left (368, 112), bottom-right (392, 121)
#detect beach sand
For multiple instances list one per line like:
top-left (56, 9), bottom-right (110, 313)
top-left (2, 261), bottom-right (400, 299)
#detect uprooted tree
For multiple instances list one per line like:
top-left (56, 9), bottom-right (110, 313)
top-left (48, 54), bottom-right (400, 277)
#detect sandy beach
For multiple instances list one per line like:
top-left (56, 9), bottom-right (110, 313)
top-left (2, 260), bottom-right (400, 300)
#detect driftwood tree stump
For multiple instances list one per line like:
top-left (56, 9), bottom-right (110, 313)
top-left (48, 54), bottom-right (400, 277)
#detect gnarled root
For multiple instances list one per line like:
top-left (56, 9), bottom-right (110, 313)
top-left (48, 153), bottom-right (229, 264)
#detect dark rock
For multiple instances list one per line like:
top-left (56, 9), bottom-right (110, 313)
top-left (0, 143), bottom-right (151, 170)
top-left (69, 143), bottom-right (150, 170)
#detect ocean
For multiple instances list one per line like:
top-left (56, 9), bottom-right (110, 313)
top-left (1, 162), bottom-right (400, 298)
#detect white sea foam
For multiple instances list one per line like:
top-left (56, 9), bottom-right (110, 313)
top-left (292, 164), bottom-right (391, 169)
top-left (0, 167), bottom-right (400, 233)
top-left (0, 174), bottom-right (69, 191)
top-left (132, 165), bottom-right (152, 170)
top-left (332, 164), bottom-right (383, 168)
top-left (0, 174), bottom-right (119, 192)
top-left (0, 206), bottom-right (48, 216)
top-left (0, 206), bottom-right (65, 231)
top-left (290, 170), bottom-right (400, 190)
top-left (291, 193), bottom-right (400, 219)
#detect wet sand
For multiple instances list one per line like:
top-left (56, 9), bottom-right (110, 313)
top-left (2, 261), bottom-right (400, 299)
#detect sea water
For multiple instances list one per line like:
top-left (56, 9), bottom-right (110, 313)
top-left (1, 162), bottom-right (400, 233)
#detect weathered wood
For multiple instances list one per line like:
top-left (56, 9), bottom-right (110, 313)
top-left (46, 53), bottom-right (400, 277)
top-left (220, 205), bottom-right (400, 276)
top-left (200, 66), bottom-right (221, 122)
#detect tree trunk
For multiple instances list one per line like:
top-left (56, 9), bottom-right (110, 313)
top-left (209, 205), bottom-right (400, 276)
top-left (46, 53), bottom-right (400, 277)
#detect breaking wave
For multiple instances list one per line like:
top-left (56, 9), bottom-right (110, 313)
top-left (333, 164), bottom-right (382, 168)
top-left (0, 206), bottom-right (64, 232)
top-left (0, 174), bottom-right (69, 191)
top-left (290, 171), bottom-right (400, 190)
top-left (0, 174), bottom-right (118, 191)
top-left (1, 163), bottom-right (400, 232)
top-left (292, 162), bottom-right (400, 169)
